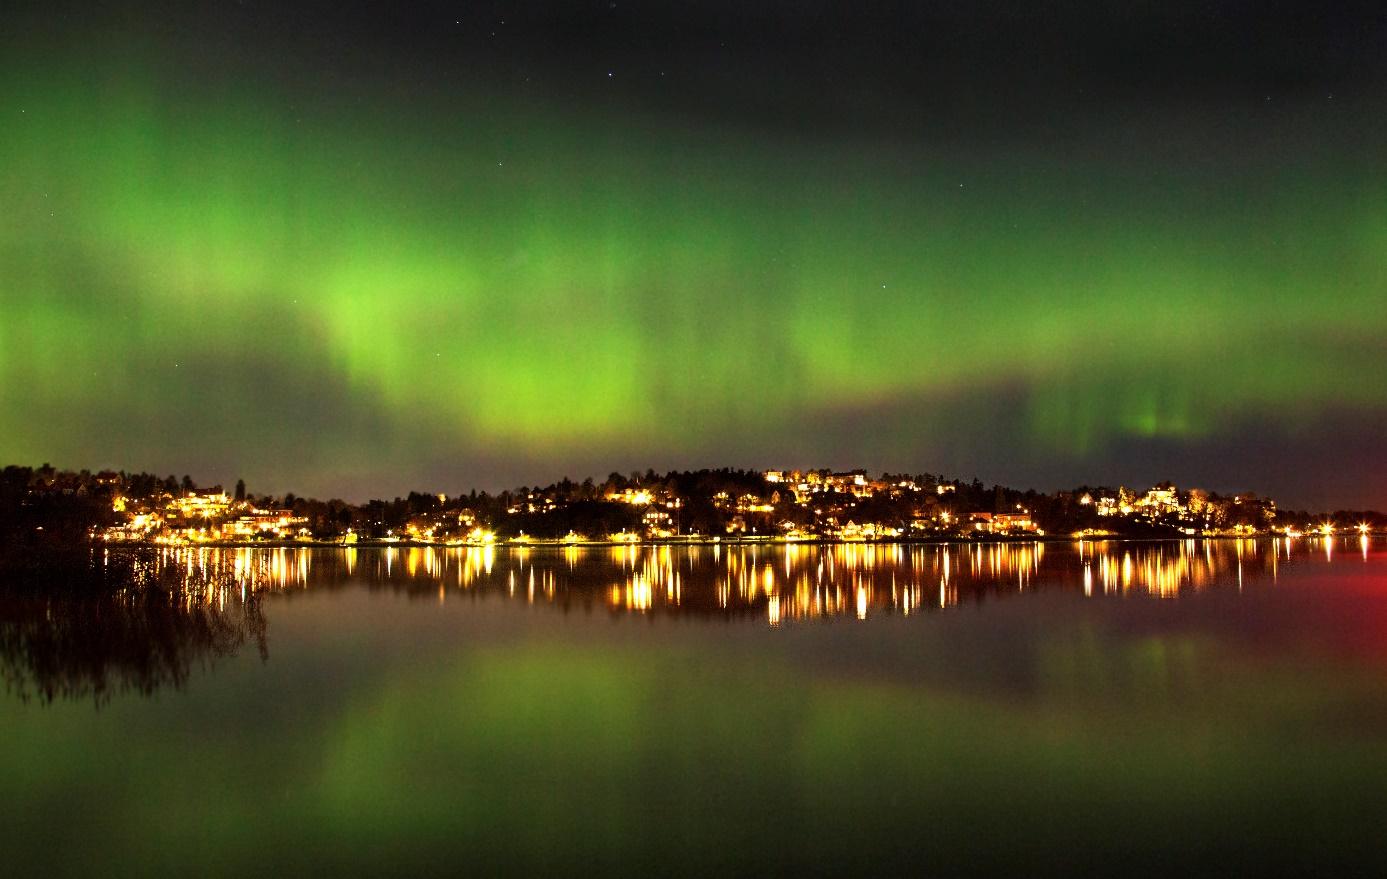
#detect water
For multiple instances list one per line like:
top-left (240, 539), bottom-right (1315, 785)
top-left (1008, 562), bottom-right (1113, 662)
top-left (3, 538), bottom-right (1387, 875)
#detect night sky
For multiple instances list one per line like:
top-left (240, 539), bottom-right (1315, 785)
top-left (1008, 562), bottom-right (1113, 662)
top-left (4, 2), bottom-right (1385, 508)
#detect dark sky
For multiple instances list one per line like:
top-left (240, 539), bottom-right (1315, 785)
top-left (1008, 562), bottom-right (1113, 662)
top-left (3, 1), bottom-right (1386, 507)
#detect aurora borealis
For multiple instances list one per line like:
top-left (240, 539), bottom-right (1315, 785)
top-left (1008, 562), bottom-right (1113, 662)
top-left (4, 2), bottom-right (1386, 507)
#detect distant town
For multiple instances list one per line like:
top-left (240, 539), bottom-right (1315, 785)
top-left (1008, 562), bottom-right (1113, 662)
top-left (2, 462), bottom-right (1381, 549)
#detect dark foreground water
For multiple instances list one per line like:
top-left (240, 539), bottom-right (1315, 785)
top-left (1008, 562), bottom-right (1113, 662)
top-left (3, 538), bottom-right (1387, 875)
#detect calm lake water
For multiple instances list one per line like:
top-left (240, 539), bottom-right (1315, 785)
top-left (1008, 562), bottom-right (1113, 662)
top-left (4, 538), bottom-right (1387, 875)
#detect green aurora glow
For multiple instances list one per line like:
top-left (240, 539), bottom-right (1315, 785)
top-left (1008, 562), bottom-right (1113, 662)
top-left (2, 37), bottom-right (1385, 505)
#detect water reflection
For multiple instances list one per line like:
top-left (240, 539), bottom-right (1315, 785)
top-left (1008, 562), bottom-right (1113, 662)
top-left (1, 537), bottom-right (1368, 703)
top-left (0, 549), bottom-right (267, 704)
top-left (4, 539), bottom-right (1387, 874)
top-left (89, 536), bottom-right (1367, 622)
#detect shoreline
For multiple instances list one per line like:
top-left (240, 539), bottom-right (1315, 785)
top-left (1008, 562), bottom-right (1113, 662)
top-left (94, 532), bottom-right (1363, 551)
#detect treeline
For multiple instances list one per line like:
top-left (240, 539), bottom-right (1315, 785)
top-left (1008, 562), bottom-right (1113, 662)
top-left (0, 465), bottom-right (120, 546)
top-left (3, 462), bottom-right (1384, 543)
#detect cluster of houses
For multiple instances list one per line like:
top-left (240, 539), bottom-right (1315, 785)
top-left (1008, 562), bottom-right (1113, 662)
top-left (1079, 482), bottom-right (1278, 534)
top-left (101, 490), bottom-right (309, 544)
top-left (84, 466), bottom-right (1300, 546)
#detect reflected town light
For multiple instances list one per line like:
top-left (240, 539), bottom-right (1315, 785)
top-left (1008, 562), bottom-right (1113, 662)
top-left (90, 536), bottom-right (1331, 624)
